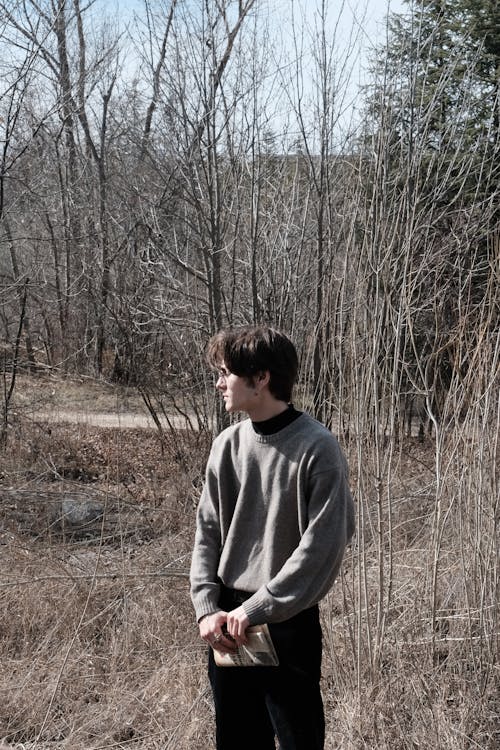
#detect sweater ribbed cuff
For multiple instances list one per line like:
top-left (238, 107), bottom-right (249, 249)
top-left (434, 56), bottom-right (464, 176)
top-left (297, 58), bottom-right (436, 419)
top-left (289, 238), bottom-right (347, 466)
top-left (194, 593), bottom-right (221, 624)
top-left (242, 587), bottom-right (273, 625)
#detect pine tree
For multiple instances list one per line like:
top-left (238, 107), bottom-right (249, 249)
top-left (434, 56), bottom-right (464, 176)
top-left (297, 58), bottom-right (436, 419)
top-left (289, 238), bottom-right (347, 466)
top-left (359, 0), bottom-right (499, 425)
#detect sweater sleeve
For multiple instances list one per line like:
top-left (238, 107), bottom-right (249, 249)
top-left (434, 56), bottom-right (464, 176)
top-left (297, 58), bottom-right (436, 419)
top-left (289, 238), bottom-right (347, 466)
top-left (242, 451), bottom-right (355, 625)
top-left (189, 454), bottom-right (223, 622)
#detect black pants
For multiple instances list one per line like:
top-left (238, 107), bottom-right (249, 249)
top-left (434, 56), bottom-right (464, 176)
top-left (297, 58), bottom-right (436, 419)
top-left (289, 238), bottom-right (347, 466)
top-left (208, 588), bottom-right (324, 750)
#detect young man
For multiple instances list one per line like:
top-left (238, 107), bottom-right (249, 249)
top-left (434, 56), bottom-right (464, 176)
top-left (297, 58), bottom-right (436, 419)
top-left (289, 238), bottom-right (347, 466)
top-left (190, 325), bottom-right (355, 750)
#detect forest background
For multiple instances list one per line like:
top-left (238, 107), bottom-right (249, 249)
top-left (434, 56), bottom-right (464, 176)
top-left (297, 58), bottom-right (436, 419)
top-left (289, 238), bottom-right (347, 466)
top-left (0, 0), bottom-right (498, 748)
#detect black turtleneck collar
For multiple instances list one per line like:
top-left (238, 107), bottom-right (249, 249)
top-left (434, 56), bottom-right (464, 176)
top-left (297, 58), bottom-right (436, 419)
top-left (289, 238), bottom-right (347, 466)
top-left (251, 404), bottom-right (302, 436)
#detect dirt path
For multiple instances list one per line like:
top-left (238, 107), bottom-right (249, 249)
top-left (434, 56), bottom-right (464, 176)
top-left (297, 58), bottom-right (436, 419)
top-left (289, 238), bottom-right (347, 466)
top-left (17, 375), bottom-right (208, 431)
top-left (32, 409), bottom-right (191, 430)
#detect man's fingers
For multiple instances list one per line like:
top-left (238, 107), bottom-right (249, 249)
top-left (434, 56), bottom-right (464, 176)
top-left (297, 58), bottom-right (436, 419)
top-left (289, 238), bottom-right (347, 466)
top-left (199, 606), bottom-right (249, 649)
top-left (199, 613), bottom-right (238, 653)
top-left (225, 605), bottom-right (250, 645)
top-left (202, 630), bottom-right (235, 651)
top-left (199, 611), bottom-right (227, 642)
top-left (226, 619), bottom-right (248, 646)
top-left (211, 632), bottom-right (237, 653)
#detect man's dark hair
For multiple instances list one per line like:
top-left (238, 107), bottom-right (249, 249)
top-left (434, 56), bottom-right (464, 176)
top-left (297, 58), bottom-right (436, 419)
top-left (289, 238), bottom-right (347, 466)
top-left (207, 325), bottom-right (299, 403)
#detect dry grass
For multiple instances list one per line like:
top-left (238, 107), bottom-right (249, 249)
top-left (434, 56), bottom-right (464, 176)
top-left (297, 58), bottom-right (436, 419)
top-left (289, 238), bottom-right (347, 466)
top-left (1, 399), bottom-right (213, 749)
top-left (0, 379), bottom-right (497, 749)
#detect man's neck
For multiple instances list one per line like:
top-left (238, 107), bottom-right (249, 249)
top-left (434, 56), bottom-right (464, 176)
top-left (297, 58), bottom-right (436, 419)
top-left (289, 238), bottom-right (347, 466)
top-left (245, 396), bottom-right (289, 422)
top-left (251, 404), bottom-right (302, 436)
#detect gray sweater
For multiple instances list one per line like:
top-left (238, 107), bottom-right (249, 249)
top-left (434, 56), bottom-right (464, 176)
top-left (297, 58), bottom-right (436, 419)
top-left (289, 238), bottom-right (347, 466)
top-left (190, 413), bottom-right (355, 625)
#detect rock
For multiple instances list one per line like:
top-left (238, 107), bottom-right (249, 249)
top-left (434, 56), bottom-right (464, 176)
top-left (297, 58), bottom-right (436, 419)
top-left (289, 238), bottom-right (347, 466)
top-left (58, 496), bottom-right (104, 527)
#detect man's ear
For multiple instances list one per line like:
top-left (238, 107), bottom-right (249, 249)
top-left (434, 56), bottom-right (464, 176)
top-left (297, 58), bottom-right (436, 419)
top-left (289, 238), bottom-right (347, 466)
top-left (256, 370), bottom-right (270, 387)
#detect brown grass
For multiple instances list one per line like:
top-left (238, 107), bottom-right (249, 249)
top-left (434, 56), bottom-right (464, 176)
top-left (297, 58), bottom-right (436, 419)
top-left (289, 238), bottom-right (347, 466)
top-left (0, 380), bottom-right (497, 749)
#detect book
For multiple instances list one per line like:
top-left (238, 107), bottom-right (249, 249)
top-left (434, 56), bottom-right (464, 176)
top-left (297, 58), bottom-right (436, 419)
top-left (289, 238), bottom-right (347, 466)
top-left (214, 624), bottom-right (279, 667)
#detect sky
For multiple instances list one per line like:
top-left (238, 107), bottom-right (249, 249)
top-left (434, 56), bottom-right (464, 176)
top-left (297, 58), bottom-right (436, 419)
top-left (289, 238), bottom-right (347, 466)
top-left (114, 0), bottom-right (407, 45)
top-left (110, 1), bottom-right (407, 71)
top-left (349, 0), bottom-right (406, 44)
top-left (278, 0), bottom-right (407, 45)
top-left (0, 0), bottom-right (409, 145)
top-left (112, 0), bottom-right (408, 86)
top-left (104, 0), bottom-right (409, 141)
top-left (255, 0), bottom-right (409, 137)
top-left (272, 1), bottom-right (408, 88)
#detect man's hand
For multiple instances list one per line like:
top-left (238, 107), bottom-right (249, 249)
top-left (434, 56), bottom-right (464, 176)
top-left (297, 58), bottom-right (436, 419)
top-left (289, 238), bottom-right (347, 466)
top-left (226, 605), bottom-right (250, 646)
top-left (199, 611), bottom-right (237, 654)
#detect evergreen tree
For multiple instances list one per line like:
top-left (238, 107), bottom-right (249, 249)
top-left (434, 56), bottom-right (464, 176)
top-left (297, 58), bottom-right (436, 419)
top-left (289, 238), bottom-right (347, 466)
top-left (359, 0), bottom-right (499, 425)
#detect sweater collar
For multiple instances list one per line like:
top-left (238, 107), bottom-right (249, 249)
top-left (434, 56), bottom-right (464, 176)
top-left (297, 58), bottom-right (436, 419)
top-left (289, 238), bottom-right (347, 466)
top-left (251, 404), bottom-right (302, 436)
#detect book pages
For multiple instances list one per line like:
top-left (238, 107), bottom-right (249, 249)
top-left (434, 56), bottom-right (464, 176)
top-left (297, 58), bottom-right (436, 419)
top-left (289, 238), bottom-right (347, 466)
top-left (214, 624), bottom-right (279, 667)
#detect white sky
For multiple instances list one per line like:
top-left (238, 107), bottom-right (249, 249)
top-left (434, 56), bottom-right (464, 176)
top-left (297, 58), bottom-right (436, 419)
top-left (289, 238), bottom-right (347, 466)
top-left (258, 0), bottom-right (408, 139)
top-left (111, 1), bottom-right (407, 71)
top-left (107, 0), bottom-right (409, 143)
top-left (115, 0), bottom-right (407, 44)
top-left (277, 1), bottom-right (406, 43)
top-left (349, 0), bottom-right (406, 43)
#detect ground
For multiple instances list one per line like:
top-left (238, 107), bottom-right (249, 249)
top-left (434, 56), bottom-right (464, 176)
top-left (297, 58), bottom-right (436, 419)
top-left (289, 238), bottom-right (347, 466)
top-left (0, 374), bottom-right (497, 749)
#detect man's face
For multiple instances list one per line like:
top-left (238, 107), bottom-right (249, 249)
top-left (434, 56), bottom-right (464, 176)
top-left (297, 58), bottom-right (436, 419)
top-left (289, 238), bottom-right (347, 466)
top-left (215, 363), bottom-right (257, 415)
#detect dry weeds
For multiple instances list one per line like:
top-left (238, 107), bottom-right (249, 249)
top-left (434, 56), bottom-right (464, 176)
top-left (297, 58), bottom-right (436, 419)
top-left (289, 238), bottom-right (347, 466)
top-left (0, 382), bottom-right (497, 749)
